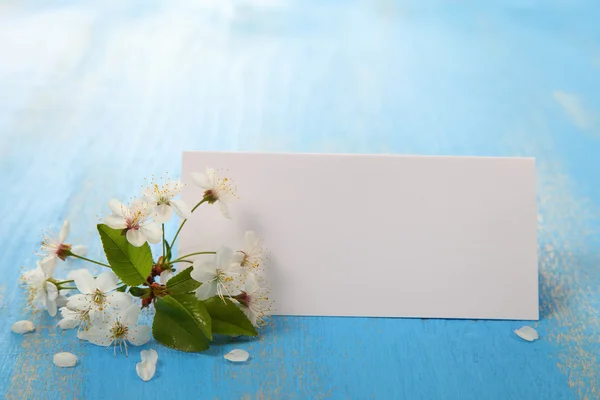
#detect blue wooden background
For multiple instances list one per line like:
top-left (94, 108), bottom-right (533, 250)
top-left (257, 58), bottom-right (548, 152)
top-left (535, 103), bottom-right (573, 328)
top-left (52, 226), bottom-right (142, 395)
top-left (1, 1), bottom-right (599, 399)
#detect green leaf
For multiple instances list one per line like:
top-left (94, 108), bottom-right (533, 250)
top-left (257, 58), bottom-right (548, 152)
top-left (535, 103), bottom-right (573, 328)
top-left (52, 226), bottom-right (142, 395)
top-left (153, 294), bottom-right (212, 352)
top-left (166, 268), bottom-right (200, 295)
top-left (165, 240), bottom-right (172, 262)
top-left (129, 286), bottom-right (150, 297)
top-left (204, 297), bottom-right (258, 337)
top-left (97, 224), bottom-right (153, 286)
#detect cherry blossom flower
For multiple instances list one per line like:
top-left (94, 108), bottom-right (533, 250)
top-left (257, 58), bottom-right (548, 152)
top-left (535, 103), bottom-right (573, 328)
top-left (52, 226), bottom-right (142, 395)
top-left (66, 269), bottom-right (132, 322)
top-left (57, 306), bottom-right (91, 331)
top-left (39, 220), bottom-right (87, 269)
top-left (104, 199), bottom-right (161, 247)
top-left (234, 231), bottom-right (262, 270)
top-left (191, 247), bottom-right (243, 300)
top-left (234, 272), bottom-right (272, 327)
top-left (191, 168), bottom-right (237, 218)
top-left (143, 178), bottom-right (190, 223)
top-left (21, 261), bottom-right (63, 317)
top-left (80, 304), bottom-right (150, 355)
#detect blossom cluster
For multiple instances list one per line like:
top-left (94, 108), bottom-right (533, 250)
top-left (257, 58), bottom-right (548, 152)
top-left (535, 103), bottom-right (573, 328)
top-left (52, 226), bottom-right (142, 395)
top-left (19, 167), bottom-right (272, 357)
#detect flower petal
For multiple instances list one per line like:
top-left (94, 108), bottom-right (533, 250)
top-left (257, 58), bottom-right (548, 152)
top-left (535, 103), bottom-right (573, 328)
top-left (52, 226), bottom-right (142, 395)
top-left (85, 327), bottom-right (113, 346)
top-left (122, 304), bottom-right (141, 326)
top-left (195, 282), bottom-right (217, 300)
top-left (219, 201), bottom-right (231, 219)
top-left (245, 273), bottom-right (260, 294)
top-left (104, 215), bottom-right (127, 230)
top-left (77, 329), bottom-right (91, 341)
top-left (127, 325), bottom-right (151, 346)
top-left (68, 269), bottom-right (96, 294)
top-left (53, 352), bottom-right (77, 368)
top-left (46, 298), bottom-right (58, 317)
top-left (169, 199), bottom-right (191, 219)
top-left (140, 349), bottom-right (158, 365)
top-left (95, 270), bottom-right (118, 292)
top-left (71, 245), bottom-right (87, 256)
top-left (160, 270), bottom-right (174, 284)
top-left (140, 223), bottom-right (161, 244)
top-left (191, 262), bottom-right (217, 283)
top-left (66, 294), bottom-right (89, 311)
top-left (58, 318), bottom-right (79, 330)
top-left (59, 220), bottom-right (70, 243)
top-left (136, 360), bottom-right (156, 382)
top-left (224, 349), bottom-right (250, 363)
top-left (514, 326), bottom-right (539, 342)
top-left (232, 252), bottom-right (244, 265)
top-left (46, 281), bottom-right (59, 301)
top-left (11, 320), bottom-right (35, 334)
top-left (108, 199), bottom-right (127, 217)
top-left (39, 257), bottom-right (56, 277)
top-left (153, 204), bottom-right (172, 223)
top-left (107, 292), bottom-right (133, 310)
top-left (191, 172), bottom-right (211, 189)
top-left (126, 229), bottom-right (146, 247)
top-left (55, 294), bottom-right (68, 308)
top-left (165, 180), bottom-right (184, 196)
top-left (216, 247), bottom-right (234, 269)
top-left (142, 187), bottom-right (155, 200)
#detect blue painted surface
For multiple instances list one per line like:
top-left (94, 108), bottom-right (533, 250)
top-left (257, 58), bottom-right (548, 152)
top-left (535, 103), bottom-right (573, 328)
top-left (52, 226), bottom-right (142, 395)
top-left (1, 1), bottom-right (599, 399)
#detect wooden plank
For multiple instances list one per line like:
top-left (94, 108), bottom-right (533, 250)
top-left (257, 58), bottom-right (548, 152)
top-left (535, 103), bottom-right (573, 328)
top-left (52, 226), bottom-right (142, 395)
top-left (0, 1), bottom-right (599, 399)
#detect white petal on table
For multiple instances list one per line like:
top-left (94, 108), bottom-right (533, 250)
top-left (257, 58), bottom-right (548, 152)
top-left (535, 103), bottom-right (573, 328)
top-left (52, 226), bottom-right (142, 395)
top-left (53, 352), bottom-right (78, 367)
top-left (140, 349), bottom-right (158, 365)
top-left (136, 349), bottom-right (158, 381)
top-left (11, 320), bottom-right (35, 334)
top-left (136, 361), bottom-right (156, 382)
top-left (514, 326), bottom-right (539, 342)
top-left (224, 349), bottom-right (250, 363)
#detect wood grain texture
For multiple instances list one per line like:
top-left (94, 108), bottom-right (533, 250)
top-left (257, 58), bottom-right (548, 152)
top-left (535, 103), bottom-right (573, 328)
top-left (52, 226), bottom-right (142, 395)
top-left (1, 1), bottom-right (599, 399)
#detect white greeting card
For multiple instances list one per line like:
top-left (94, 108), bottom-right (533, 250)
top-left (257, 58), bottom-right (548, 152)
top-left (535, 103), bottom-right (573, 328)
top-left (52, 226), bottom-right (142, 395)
top-left (180, 151), bottom-right (538, 320)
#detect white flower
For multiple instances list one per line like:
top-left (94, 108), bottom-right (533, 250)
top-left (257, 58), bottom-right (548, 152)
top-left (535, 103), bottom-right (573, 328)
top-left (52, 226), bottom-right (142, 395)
top-left (136, 349), bottom-right (158, 381)
top-left (104, 199), bottom-right (162, 247)
top-left (57, 306), bottom-right (91, 330)
top-left (191, 167), bottom-right (237, 218)
top-left (39, 220), bottom-right (87, 269)
top-left (79, 304), bottom-right (150, 355)
top-left (66, 269), bottom-right (132, 322)
top-left (53, 352), bottom-right (77, 368)
top-left (11, 320), bottom-right (35, 334)
top-left (191, 247), bottom-right (243, 300)
top-left (234, 231), bottom-right (262, 270)
top-left (143, 178), bottom-right (191, 223)
top-left (234, 272), bottom-right (272, 327)
top-left (21, 261), bottom-right (62, 317)
top-left (224, 349), bottom-right (250, 363)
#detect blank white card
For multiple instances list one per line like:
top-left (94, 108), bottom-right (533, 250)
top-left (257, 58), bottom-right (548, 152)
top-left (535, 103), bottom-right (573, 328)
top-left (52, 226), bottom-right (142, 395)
top-left (180, 152), bottom-right (538, 320)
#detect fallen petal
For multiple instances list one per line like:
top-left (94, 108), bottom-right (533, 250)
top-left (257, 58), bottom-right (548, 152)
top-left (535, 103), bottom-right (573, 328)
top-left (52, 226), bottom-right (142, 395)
top-left (11, 320), bottom-right (35, 334)
top-left (136, 361), bottom-right (156, 382)
top-left (140, 349), bottom-right (158, 365)
top-left (224, 349), bottom-right (250, 363)
top-left (514, 326), bottom-right (539, 342)
top-left (53, 352), bottom-right (78, 368)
